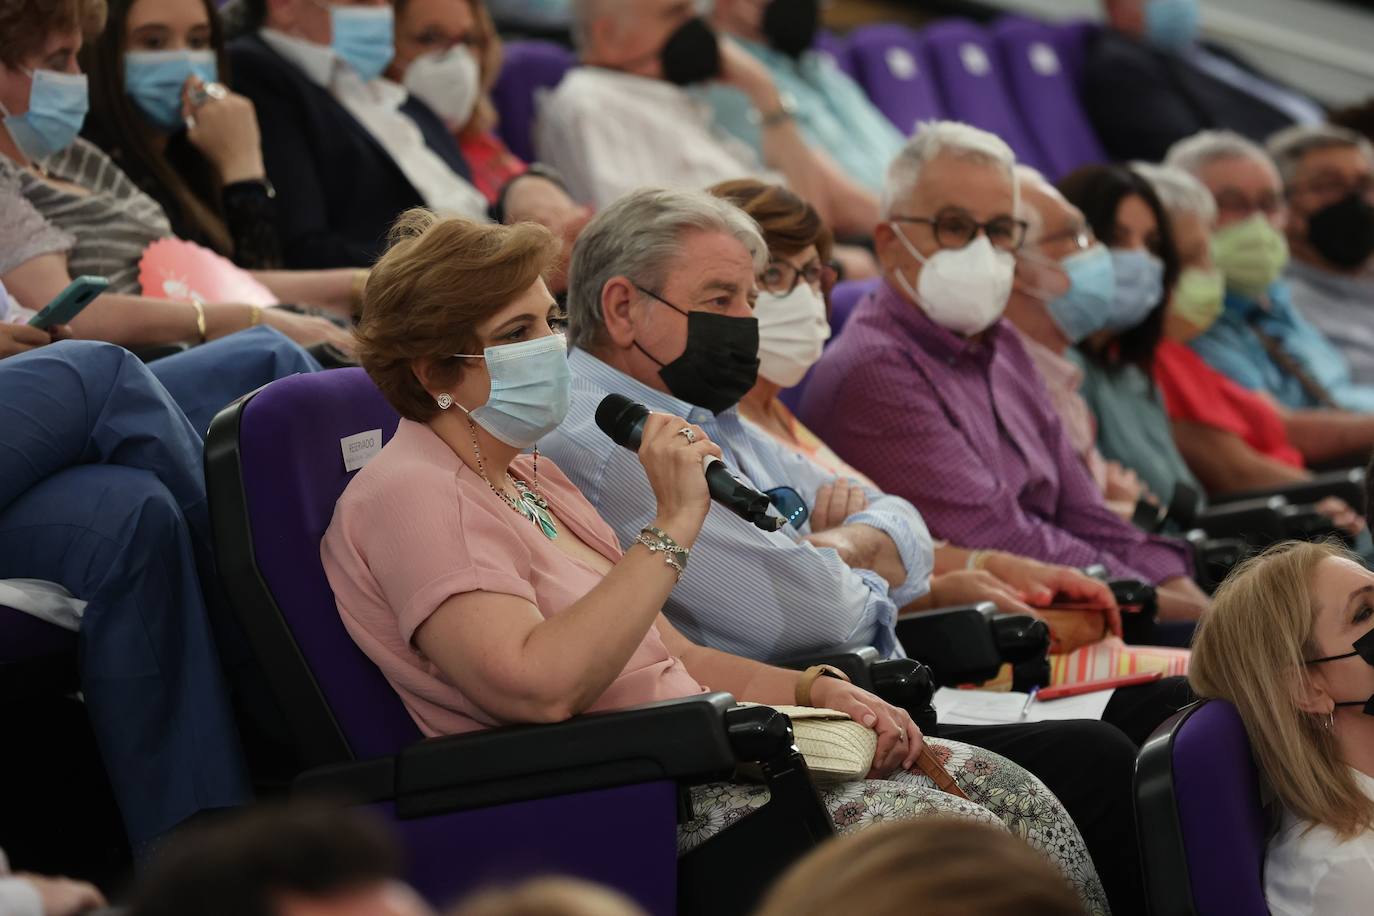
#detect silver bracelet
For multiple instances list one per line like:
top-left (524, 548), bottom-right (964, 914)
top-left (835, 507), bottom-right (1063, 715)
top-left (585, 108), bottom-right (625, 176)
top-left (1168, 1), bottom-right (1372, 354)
top-left (635, 526), bottom-right (689, 580)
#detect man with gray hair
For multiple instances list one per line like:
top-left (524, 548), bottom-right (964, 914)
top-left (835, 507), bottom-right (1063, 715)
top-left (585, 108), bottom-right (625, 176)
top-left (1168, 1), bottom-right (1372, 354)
top-left (1269, 124), bottom-right (1374, 386)
top-left (542, 184), bottom-right (1172, 916)
top-left (1165, 129), bottom-right (1374, 413)
top-left (534, 0), bottom-right (878, 239)
top-left (800, 121), bottom-right (1207, 622)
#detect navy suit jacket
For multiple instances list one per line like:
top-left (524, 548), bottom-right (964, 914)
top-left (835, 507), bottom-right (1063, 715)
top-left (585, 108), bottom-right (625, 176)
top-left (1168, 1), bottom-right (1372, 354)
top-left (228, 33), bottom-right (474, 269)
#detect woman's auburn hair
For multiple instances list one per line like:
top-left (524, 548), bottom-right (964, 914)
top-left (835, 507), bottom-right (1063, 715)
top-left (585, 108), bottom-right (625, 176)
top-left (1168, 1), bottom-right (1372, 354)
top-left (354, 209), bottom-right (558, 423)
top-left (1190, 539), bottom-right (1374, 839)
top-left (0, 0), bottom-right (107, 67)
top-left (707, 177), bottom-right (834, 265)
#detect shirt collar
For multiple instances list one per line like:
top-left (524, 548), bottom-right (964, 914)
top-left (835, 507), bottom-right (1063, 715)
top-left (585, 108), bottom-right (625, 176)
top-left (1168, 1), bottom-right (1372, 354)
top-left (568, 347), bottom-right (727, 426)
top-left (872, 278), bottom-right (1007, 364)
top-left (1225, 279), bottom-right (1293, 321)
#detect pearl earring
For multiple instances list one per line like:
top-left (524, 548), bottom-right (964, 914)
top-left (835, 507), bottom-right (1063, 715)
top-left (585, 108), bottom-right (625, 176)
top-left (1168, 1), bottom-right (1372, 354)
top-left (436, 393), bottom-right (454, 410)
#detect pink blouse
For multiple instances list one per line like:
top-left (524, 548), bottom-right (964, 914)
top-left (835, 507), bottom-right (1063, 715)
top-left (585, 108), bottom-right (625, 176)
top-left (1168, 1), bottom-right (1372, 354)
top-left (321, 419), bottom-right (702, 737)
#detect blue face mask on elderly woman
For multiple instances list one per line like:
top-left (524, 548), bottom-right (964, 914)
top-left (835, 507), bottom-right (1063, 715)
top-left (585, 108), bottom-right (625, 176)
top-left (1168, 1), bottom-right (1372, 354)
top-left (448, 333), bottom-right (572, 448)
top-left (1103, 249), bottom-right (1164, 334)
top-left (0, 68), bottom-right (88, 161)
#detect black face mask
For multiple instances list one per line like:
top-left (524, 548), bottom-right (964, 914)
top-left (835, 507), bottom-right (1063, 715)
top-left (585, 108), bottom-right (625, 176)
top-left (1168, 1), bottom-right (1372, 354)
top-left (1306, 627), bottom-right (1374, 716)
top-left (660, 17), bottom-right (722, 86)
top-left (762, 0), bottom-right (820, 59)
top-left (633, 286), bottom-right (760, 415)
top-left (1307, 193), bottom-right (1374, 270)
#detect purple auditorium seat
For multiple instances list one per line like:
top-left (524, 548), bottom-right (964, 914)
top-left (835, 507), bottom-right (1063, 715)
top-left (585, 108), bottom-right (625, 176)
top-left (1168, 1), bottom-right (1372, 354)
top-left (1049, 19), bottom-right (1101, 87)
top-left (921, 19), bottom-right (1050, 174)
top-left (812, 30), bottom-right (855, 79)
top-left (992, 17), bottom-right (1108, 179)
top-left (490, 40), bottom-right (575, 164)
top-left (1135, 700), bottom-right (1270, 916)
top-left (780, 278), bottom-right (880, 411)
top-left (846, 24), bottom-right (944, 137)
top-left (205, 369), bottom-right (837, 916)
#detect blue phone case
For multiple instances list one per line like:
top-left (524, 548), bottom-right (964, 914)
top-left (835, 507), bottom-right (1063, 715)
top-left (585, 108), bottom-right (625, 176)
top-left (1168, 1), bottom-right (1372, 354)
top-left (28, 276), bottom-right (110, 329)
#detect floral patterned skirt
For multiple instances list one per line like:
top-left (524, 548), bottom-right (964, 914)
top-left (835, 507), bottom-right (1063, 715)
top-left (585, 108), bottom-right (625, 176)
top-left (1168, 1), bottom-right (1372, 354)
top-left (679, 737), bottom-right (1110, 916)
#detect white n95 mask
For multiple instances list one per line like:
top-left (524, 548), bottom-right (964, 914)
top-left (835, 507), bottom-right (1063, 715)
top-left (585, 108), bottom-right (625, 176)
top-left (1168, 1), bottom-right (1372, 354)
top-left (755, 284), bottom-right (831, 387)
top-left (404, 46), bottom-right (481, 130)
top-left (890, 227), bottom-right (1015, 336)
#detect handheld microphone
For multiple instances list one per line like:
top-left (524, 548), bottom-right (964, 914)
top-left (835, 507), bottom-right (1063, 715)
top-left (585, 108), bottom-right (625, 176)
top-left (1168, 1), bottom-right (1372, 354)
top-left (595, 394), bottom-right (785, 532)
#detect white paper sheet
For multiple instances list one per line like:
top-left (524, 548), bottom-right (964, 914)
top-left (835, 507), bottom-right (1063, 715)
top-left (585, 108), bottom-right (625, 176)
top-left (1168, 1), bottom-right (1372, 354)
top-left (932, 686), bottom-right (1116, 726)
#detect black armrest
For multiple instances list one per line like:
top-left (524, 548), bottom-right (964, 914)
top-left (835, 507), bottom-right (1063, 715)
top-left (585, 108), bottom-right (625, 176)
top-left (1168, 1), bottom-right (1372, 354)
top-left (895, 602), bottom-right (1003, 686)
top-left (134, 343), bottom-right (191, 362)
top-left (294, 693), bottom-right (743, 817)
top-left (1210, 468), bottom-right (1365, 512)
top-left (1191, 497), bottom-right (1289, 546)
top-left (775, 645), bottom-right (936, 732)
top-left (1277, 504), bottom-right (1347, 544)
top-left (775, 645), bottom-right (880, 687)
top-left (1185, 533), bottom-right (1248, 594)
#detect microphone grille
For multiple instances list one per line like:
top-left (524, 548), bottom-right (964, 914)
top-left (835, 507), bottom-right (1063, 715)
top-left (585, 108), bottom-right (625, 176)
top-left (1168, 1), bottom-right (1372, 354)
top-left (595, 394), bottom-right (647, 448)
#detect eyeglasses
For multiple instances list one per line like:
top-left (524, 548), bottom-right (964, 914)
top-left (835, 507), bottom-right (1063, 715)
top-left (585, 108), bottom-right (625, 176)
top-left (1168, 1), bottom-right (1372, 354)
top-left (1034, 225), bottom-right (1096, 254)
top-left (1214, 189), bottom-right (1283, 219)
top-left (891, 212), bottom-right (1029, 252)
top-left (760, 258), bottom-right (824, 296)
top-left (764, 486), bottom-right (810, 530)
top-left (1290, 174), bottom-right (1374, 201)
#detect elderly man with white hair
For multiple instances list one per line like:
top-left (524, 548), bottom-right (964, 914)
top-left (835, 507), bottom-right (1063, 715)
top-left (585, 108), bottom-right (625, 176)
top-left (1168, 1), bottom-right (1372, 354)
top-left (1139, 162), bottom-right (1374, 495)
top-left (1269, 125), bottom-right (1374, 386)
top-left (534, 0), bottom-right (878, 239)
top-left (1165, 130), bottom-right (1374, 415)
top-left (801, 121), bottom-right (1208, 623)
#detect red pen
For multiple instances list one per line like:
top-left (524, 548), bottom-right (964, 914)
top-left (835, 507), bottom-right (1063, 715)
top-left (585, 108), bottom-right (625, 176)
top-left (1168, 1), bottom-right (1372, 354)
top-left (1035, 671), bottom-right (1164, 702)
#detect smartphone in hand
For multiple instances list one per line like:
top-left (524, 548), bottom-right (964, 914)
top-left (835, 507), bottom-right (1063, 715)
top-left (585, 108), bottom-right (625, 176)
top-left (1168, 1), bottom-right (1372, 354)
top-left (28, 276), bottom-right (110, 329)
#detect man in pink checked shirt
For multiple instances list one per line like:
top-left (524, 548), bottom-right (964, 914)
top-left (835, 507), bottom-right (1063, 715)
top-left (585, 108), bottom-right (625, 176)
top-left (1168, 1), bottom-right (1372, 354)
top-left (799, 121), bottom-right (1211, 623)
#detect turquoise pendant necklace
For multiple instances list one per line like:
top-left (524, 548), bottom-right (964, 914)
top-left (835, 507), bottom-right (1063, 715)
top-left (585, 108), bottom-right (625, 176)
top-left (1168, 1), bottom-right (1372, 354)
top-left (468, 420), bottom-right (558, 540)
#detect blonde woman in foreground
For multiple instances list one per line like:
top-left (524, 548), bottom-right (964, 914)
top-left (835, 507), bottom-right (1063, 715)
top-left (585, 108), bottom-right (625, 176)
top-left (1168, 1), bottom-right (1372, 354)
top-left (1190, 540), bottom-right (1374, 914)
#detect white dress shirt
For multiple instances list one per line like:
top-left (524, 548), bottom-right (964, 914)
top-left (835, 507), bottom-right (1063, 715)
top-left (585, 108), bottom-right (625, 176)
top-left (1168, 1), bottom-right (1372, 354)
top-left (535, 66), bottom-right (781, 208)
top-left (258, 29), bottom-right (487, 221)
top-left (1265, 769), bottom-right (1374, 914)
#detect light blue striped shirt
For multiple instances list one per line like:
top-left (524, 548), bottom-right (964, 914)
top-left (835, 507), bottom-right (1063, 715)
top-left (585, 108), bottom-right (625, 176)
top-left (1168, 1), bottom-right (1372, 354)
top-left (539, 349), bottom-right (933, 661)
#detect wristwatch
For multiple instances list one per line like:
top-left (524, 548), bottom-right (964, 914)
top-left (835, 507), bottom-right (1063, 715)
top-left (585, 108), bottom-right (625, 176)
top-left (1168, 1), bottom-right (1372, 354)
top-left (756, 92), bottom-right (798, 129)
top-left (795, 664), bottom-right (851, 707)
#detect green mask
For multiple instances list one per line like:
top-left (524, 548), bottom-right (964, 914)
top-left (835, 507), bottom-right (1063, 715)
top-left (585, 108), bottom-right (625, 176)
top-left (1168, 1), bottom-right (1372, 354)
top-left (1171, 266), bottom-right (1226, 334)
top-left (1211, 215), bottom-right (1290, 299)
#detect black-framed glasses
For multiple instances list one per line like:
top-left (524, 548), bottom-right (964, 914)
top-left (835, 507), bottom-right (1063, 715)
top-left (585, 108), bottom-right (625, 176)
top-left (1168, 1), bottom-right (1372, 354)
top-left (760, 258), bottom-right (824, 296)
top-left (891, 212), bottom-right (1029, 252)
top-left (765, 486), bottom-right (810, 530)
top-left (1035, 224), bottom-right (1096, 254)
top-left (1290, 174), bottom-right (1374, 201)
top-left (1214, 189), bottom-right (1283, 218)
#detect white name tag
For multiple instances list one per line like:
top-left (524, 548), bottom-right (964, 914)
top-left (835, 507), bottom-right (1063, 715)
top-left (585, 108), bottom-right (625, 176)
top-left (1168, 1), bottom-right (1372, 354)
top-left (340, 429), bottom-right (383, 472)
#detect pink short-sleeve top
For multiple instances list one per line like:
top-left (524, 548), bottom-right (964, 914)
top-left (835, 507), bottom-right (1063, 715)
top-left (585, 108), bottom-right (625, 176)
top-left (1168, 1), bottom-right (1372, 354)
top-left (321, 418), bottom-right (704, 737)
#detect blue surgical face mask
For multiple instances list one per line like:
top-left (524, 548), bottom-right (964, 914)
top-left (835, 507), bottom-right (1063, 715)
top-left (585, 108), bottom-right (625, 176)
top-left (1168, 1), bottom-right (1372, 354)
top-left (1105, 248), bottom-right (1165, 333)
top-left (1045, 244), bottom-right (1116, 344)
top-left (1144, 0), bottom-right (1200, 53)
top-left (124, 50), bottom-right (218, 132)
top-left (329, 4), bottom-right (395, 81)
top-left (0, 68), bottom-right (89, 161)
top-left (452, 333), bottom-right (571, 448)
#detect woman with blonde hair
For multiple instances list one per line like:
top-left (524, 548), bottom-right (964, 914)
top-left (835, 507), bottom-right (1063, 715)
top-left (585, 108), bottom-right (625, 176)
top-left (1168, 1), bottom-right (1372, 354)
top-left (1190, 540), bottom-right (1374, 913)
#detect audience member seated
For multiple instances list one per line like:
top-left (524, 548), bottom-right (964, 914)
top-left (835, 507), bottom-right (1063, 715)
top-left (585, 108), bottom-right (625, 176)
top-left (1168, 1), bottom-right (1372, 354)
top-left (1055, 164), bottom-right (1205, 513)
top-left (1271, 125), bottom-right (1374, 386)
top-left (81, 0), bottom-right (292, 272)
top-left (754, 817), bottom-right (1087, 916)
top-left (535, 0), bottom-right (878, 240)
top-left (229, 0), bottom-right (485, 268)
top-left (1, 341), bottom-right (254, 856)
top-left (321, 210), bottom-right (1109, 911)
top-left (799, 121), bottom-right (1209, 622)
top-left (129, 802), bottom-right (434, 916)
top-left (486, 0), bottom-right (568, 32)
top-left (704, 0), bottom-right (903, 196)
top-left (1166, 130), bottom-right (1374, 414)
top-left (449, 878), bottom-right (644, 916)
top-left (1139, 162), bottom-right (1374, 501)
top-left (384, 0), bottom-right (591, 294)
top-left (1082, 0), bottom-right (1324, 162)
top-left (0, 0), bottom-right (356, 352)
top-left (1190, 540), bottom-right (1374, 914)
top-left (1005, 167), bottom-right (1151, 521)
top-left (539, 184), bottom-right (1173, 914)
top-left (0, 847), bottom-right (106, 916)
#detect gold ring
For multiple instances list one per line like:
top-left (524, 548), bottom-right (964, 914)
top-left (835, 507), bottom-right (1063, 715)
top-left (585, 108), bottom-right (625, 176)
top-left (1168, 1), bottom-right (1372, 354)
top-left (677, 426), bottom-right (697, 444)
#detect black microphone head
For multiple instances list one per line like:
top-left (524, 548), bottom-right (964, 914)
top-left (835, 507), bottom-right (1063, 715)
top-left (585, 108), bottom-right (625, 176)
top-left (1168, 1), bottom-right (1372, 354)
top-left (595, 394), bottom-right (649, 450)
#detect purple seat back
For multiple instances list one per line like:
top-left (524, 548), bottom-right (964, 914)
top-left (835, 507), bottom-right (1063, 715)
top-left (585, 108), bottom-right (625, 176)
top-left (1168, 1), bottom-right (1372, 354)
top-left (812, 30), bottom-right (855, 79)
top-left (0, 604), bottom-right (76, 665)
top-left (491, 41), bottom-right (575, 164)
top-left (235, 369), bottom-right (418, 760)
top-left (922, 19), bottom-right (1050, 174)
top-left (1049, 19), bottom-right (1100, 87)
top-left (847, 24), bottom-right (944, 136)
top-left (992, 16), bottom-right (1107, 179)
